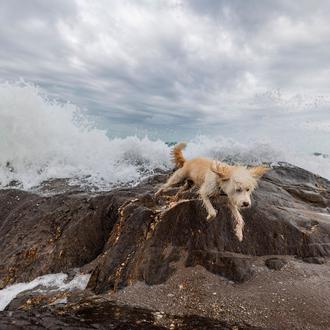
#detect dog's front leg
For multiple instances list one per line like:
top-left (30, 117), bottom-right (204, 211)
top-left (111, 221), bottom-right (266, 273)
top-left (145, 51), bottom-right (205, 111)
top-left (229, 204), bottom-right (245, 241)
top-left (199, 183), bottom-right (217, 221)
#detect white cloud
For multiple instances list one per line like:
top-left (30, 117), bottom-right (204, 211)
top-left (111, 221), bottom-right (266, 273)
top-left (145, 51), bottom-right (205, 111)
top-left (0, 0), bottom-right (330, 139)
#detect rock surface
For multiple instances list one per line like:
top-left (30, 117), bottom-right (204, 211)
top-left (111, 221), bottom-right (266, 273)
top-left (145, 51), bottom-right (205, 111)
top-left (1, 293), bottom-right (264, 329)
top-left (0, 164), bottom-right (330, 329)
top-left (264, 258), bottom-right (287, 270)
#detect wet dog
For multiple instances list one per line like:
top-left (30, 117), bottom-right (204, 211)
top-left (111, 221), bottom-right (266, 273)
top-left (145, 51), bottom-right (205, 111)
top-left (155, 143), bottom-right (270, 241)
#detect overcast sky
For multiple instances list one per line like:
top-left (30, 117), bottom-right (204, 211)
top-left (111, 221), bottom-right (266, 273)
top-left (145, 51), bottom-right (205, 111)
top-left (1, 0), bottom-right (330, 141)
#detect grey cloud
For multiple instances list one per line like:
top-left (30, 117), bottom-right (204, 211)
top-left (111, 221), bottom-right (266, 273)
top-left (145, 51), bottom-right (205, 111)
top-left (0, 0), bottom-right (330, 140)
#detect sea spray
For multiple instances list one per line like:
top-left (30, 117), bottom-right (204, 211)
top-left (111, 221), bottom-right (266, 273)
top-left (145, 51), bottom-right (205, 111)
top-left (0, 81), bottom-right (329, 191)
top-left (0, 82), bottom-right (171, 190)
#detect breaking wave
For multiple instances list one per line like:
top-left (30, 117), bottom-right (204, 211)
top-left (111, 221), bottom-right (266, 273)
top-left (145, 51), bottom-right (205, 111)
top-left (0, 82), bottom-right (329, 191)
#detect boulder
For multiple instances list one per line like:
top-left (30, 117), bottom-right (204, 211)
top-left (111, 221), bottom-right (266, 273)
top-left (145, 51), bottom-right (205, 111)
top-left (0, 164), bottom-right (329, 293)
top-left (264, 258), bottom-right (287, 270)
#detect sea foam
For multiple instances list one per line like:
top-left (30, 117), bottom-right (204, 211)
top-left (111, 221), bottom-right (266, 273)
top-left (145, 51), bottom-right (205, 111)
top-left (0, 272), bottom-right (90, 311)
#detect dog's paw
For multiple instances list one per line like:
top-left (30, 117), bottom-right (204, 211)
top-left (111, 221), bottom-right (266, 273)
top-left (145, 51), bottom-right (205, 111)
top-left (206, 210), bottom-right (217, 221)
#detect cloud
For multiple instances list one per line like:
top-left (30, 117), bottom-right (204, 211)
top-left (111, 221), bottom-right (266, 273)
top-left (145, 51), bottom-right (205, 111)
top-left (0, 0), bottom-right (330, 139)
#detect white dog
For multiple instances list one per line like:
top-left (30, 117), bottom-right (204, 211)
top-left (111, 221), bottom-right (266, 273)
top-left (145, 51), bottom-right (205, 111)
top-left (155, 143), bottom-right (270, 241)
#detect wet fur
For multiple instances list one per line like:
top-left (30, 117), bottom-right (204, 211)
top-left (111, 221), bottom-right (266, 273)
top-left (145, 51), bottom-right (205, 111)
top-left (156, 143), bottom-right (270, 241)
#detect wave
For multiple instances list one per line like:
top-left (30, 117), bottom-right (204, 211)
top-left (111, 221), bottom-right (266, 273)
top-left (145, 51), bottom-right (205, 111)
top-left (0, 82), bottom-right (171, 190)
top-left (0, 81), bottom-right (329, 191)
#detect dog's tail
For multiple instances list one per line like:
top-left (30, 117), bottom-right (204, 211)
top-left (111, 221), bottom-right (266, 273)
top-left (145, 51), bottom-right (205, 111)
top-left (171, 142), bottom-right (187, 168)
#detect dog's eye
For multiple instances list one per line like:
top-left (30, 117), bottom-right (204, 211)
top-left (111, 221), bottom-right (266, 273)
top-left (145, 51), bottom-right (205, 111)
top-left (236, 188), bottom-right (242, 193)
top-left (246, 188), bottom-right (250, 192)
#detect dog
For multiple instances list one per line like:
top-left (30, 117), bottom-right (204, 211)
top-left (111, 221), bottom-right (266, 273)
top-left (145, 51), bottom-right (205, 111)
top-left (155, 143), bottom-right (270, 241)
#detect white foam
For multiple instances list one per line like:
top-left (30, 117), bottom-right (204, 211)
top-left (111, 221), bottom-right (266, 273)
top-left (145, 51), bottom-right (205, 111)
top-left (184, 136), bottom-right (330, 180)
top-left (0, 82), bottom-right (171, 190)
top-left (0, 272), bottom-right (90, 311)
top-left (0, 81), bottom-right (329, 191)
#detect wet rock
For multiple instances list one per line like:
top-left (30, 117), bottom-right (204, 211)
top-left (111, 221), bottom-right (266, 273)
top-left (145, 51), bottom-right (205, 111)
top-left (302, 256), bottom-right (326, 264)
top-left (0, 295), bottom-right (266, 330)
top-left (0, 164), bottom-right (330, 294)
top-left (265, 258), bottom-right (287, 270)
top-left (0, 190), bottom-right (121, 288)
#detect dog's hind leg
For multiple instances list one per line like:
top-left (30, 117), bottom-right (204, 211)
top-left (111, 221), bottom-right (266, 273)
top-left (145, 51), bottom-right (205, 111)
top-left (172, 179), bottom-right (193, 201)
top-left (199, 182), bottom-right (218, 221)
top-left (155, 168), bottom-right (186, 196)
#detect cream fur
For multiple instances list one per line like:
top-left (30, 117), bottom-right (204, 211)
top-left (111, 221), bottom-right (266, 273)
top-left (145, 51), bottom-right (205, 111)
top-left (155, 143), bottom-right (270, 241)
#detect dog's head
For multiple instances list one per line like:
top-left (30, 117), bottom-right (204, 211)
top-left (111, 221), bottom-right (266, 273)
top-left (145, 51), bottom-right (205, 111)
top-left (211, 161), bottom-right (270, 209)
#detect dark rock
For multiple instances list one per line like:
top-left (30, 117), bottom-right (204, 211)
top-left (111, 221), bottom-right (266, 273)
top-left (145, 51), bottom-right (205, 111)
top-left (265, 258), bottom-right (287, 270)
top-left (0, 190), bottom-right (121, 288)
top-left (186, 251), bottom-right (254, 282)
top-left (0, 164), bottom-right (330, 294)
top-left (302, 256), bottom-right (326, 264)
top-left (313, 152), bottom-right (329, 159)
top-left (0, 296), bottom-right (265, 329)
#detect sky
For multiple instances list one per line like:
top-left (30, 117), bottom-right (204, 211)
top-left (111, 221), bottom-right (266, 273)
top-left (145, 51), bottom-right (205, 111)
top-left (1, 0), bottom-right (330, 144)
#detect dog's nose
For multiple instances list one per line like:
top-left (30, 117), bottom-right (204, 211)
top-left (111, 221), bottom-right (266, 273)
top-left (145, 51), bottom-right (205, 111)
top-left (242, 201), bottom-right (250, 207)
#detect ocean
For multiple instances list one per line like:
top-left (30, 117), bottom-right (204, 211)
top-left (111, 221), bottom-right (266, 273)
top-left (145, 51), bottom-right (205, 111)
top-left (0, 81), bottom-right (329, 192)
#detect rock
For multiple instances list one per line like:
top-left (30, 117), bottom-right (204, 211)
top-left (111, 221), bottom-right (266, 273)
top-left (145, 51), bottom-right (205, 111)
top-left (0, 296), bottom-right (264, 329)
top-left (313, 152), bottom-right (329, 159)
top-left (1, 164), bottom-right (330, 329)
top-left (186, 251), bottom-right (254, 283)
top-left (0, 164), bottom-right (329, 294)
top-left (265, 258), bottom-right (287, 270)
top-left (0, 190), bottom-right (121, 288)
top-left (302, 256), bottom-right (326, 264)
top-left (0, 164), bottom-right (330, 329)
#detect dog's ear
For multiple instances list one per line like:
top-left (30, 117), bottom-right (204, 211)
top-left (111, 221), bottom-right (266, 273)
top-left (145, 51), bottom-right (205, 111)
top-left (249, 166), bottom-right (270, 179)
top-left (211, 161), bottom-right (232, 181)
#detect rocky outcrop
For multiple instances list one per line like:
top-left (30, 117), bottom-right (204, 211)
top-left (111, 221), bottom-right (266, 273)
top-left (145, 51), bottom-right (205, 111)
top-left (0, 164), bottom-right (330, 329)
top-left (0, 164), bottom-right (330, 291)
